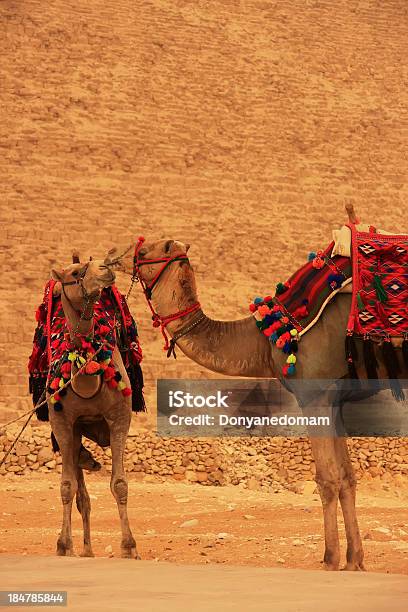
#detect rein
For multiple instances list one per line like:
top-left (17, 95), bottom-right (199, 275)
top-left (129, 236), bottom-right (202, 356)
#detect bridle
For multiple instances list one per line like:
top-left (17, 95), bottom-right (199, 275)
top-left (60, 263), bottom-right (100, 339)
top-left (130, 236), bottom-right (204, 357)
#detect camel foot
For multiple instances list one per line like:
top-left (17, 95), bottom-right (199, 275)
top-left (121, 546), bottom-right (140, 560)
top-left (56, 542), bottom-right (75, 557)
top-left (342, 561), bottom-right (366, 571)
top-left (80, 548), bottom-right (95, 558)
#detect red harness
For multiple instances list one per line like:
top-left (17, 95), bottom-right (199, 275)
top-left (131, 237), bottom-right (201, 353)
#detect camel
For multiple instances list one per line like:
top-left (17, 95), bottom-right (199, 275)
top-left (48, 257), bottom-right (139, 559)
top-left (110, 228), bottom-right (407, 572)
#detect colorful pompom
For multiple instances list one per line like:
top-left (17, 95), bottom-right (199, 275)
top-left (275, 282), bottom-right (288, 295)
top-left (254, 297), bottom-right (263, 305)
top-left (54, 402), bottom-right (63, 411)
top-left (122, 387), bottom-right (132, 397)
top-left (258, 305), bottom-right (271, 317)
top-left (286, 354), bottom-right (297, 364)
top-left (85, 360), bottom-right (102, 375)
top-left (50, 377), bottom-right (60, 390)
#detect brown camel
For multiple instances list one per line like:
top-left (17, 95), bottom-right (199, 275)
top-left (48, 257), bottom-right (139, 559)
top-left (111, 233), bottom-right (406, 572)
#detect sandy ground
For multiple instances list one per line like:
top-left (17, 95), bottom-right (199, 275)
top-left (1, 556), bottom-right (408, 612)
top-left (0, 473), bottom-right (407, 576)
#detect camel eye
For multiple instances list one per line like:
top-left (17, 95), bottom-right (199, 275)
top-left (72, 270), bottom-right (79, 277)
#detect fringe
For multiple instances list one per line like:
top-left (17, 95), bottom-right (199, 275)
top-left (30, 374), bottom-right (49, 421)
top-left (126, 360), bottom-right (146, 413)
top-left (345, 335), bottom-right (359, 379)
top-left (402, 339), bottom-right (408, 369)
top-left (382, 341), bottom-right (405, 401)
top-left (363, 338), bottom-right (378, 379)
top-left (51, 432), bottom-right (60, 452)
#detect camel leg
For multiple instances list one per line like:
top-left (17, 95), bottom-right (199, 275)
top-left (76, 466), bottom-right (94, 557)
top-left (334, 438), bottom-right (365, 571)
top-left (310, 437), bottom-right (341, 570)
top-left (108, 416), bottom-right (140, 559)
top-left (52, 423), bottom-right (80, 557)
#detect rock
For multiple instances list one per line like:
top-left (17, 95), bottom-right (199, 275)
top-left (15, 443), bottom-right (30, 456)
top-left (277, 557), bottom-right (285, 564)
top-left (180, 519), bottom-right (199, 529)
top-left (366, 527), bottom-right (392, 542)
top-left (105, 545), bottom-right (114, 556)
top-left (37, 447), bottom-right (54, 465)
top-left (292, 538), bottom-right (304, 546)
top-left (243, 514), bottom-right (256, 520)
top-left (247, 477), bottom-right (260, 491)
top-left (175, 497), bottom-right (191, 503)
top-left (216, 532), bottom-right (231, 540)
top-left (45, 460), bottom-right (56, 469)
top-left (185, 470), bottom-right (197, 482)
top-left (302, 480), bottom-right (317, 496)
top-left (196, 471), bottom-right (208, 482)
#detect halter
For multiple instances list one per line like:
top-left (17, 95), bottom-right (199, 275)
top-left (131, 236), bottom-right (202, 356)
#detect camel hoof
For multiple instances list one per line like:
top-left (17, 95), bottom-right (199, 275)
top-left (342, 562), bottom-right (366, 571)
top-left (56, 539), bottom-right (74, 557)
top-left (80, 550), bottom-right (95, 558)
top-left (121, 547), bottom-right (140, 560)
top-left (323, 563), bottom-right (340, 571)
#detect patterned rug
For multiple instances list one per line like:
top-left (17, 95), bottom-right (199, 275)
top-left (346, 225), bottom-right (408, 338)
top-left (345, 224), bottom-right (408, 399)
top-left (28, 282), bottom-right (145, 419)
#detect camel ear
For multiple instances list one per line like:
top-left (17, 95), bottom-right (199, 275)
top-left (164, 240), bottom-right (174, 254)
top-left (51, 269), bottom-right (63, 281)
top-left (53, 282), bottom-right (62, 296)
top-left (72, 250), bottom-right (80, 264)
top-left (185, 243), bottom-right (190, 253)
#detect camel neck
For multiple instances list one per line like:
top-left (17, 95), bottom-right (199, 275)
top-left (168, 313), bottom-right (276, 378)
top-left (61, 293), bottom-right (95, 346)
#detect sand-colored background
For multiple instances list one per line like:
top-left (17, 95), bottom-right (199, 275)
top-left (1, 0), bottom-right (407, 418)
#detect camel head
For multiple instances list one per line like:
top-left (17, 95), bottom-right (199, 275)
top-left (51, 256), bottom-right (116, 309)
top-left (135, 239), bottom-right (197, 309)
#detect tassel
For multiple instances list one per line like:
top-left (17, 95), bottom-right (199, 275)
top-left (402, 338), bottom-right (408, 369)
top-left (51, 432), bottom-right (59, 453)
top-left (382, 340), bottom-right (405, 401)
top-left (363, 338), bottom-right (378, 379)
top-left (373, 274), bottom-right (388, 303)
top-left (345, 335), bottom-right (359, 379)
top-left (357, 292), bottom-right (365, 311)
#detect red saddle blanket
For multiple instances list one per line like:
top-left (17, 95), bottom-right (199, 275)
top-left (346, 224), bottom-right (408, 339)
top-left (28, 282), bottom-right (145, 418)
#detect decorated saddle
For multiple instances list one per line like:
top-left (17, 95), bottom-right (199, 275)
top-left (250, 222), bottom-right (408, 397)
top-left (28, 281), bottom-right (146, 419)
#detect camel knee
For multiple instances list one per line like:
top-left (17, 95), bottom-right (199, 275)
top-left (112, 477), bottom-right (128, 505)
top-left (61, 480), bottom-right (76, 505)
top-left (339, 469), bottom-right (357, 496)
top-left (315, 475), bottom-right (341, 505)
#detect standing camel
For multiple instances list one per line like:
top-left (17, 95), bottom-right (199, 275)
top-left (48, 257), bottom-right (139, 559)
top-left (111, 234), bottom-right (407, 571)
